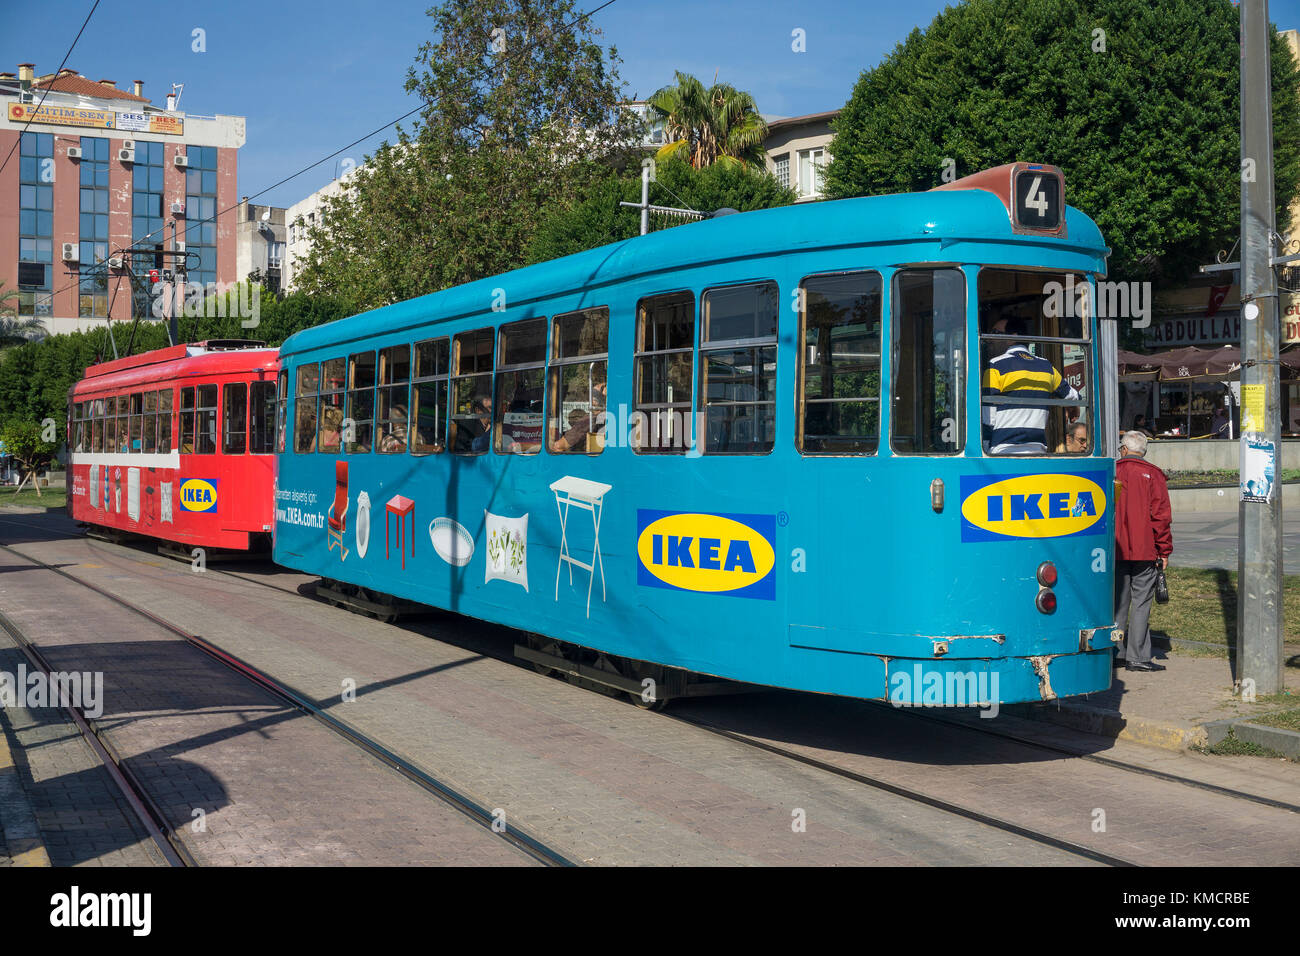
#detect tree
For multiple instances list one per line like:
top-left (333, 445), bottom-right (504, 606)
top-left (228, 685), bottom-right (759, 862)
top-left (0, 418), bottom-right (57, 496)
top-left (527, 158), bottom-right (797, 263)
top-left (0, 281), bottom-right (45, 348)
top-left (294, 0), bottom-right (640, 312)
top-left (823, 0), bottom-right (1300, 283)
top-left (648, 72), bottom-right (769, 170)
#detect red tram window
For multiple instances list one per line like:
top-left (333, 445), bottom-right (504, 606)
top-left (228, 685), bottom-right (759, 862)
top-left (181, 387), bottom-right (196, 453)
top-left (251, 381), bottom-right (276, 454)
top-left (196, 385), bottom-right (217, 454)
top-left (223, 383), bottom-right (247, 455)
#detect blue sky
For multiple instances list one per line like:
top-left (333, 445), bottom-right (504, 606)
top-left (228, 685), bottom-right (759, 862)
top-left (5, 0), bottom-right (1300, 208)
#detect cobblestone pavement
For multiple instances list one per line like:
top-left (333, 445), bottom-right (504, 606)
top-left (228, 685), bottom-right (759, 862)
top-left (2, 512), bottom-right (1296, 866)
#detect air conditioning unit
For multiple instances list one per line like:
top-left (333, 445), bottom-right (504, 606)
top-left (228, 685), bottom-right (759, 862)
top-left (175, 241), bottom-right (186, 252)
top-left (170, 201), bottom-right (185, 215)
top-left (62, 243), bottom-right (77, 261)
top-left (118, 147), bottom-right (135, 163)
top-left (174, 154), bottom-right (189, 168)
top-left (66, 146), bottom-right (82, 160)
top-left (107, 256), bottom-right (124, 269)
top-left (122, 140), bottom-right (135, 150)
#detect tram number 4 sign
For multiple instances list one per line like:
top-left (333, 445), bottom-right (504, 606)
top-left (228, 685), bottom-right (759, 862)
top-left (1015, 172), bottom-right (1060, 229)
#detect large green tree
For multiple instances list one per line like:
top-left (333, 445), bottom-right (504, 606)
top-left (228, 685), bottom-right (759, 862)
top-left (294, 0), bottom-right (640, 312)
top-left (823, 0), bottom-right (1300, 282)
top-left (526, 159), bottom-right (797, 263)
top-left (648, 72), bottom-right (769, 170)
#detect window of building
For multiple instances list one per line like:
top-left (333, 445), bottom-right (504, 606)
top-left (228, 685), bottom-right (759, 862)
top-left (450, 328), bottom-right (494, 456)
top-left (184, 146), bottom-right (219, 290)
top-left (494, 318), bottom-right (546, 455)
top-left (223, 383), bottom-right (247, 454)
top-left (318, 357), bottom-right (345, 453)
top-left (891, 269), bottom-right (966, 455)
top-left (773, 154), bottom-right (790, 190)
top-left (196, 385), bottom-right (218, 455)
top-left (377, 345), bottom-right (410, 454)
top-left (634, 292), bottom-right (695, 454)
top-left (78, 136), bottom-right (110, 318)
top-left (548, 307), bottom-right (608, 455)
top-left (798, 272), bottom-right (882, 454)
top-left (699, 281), bottom-right (779, 454)
top-left (411, 338), bottom-right (449, 455)
top-left (295, 364), bottom-right (319, 453)
top-left (797, 147), bottom-right (827, 198)
top-left (18, 132), bottom-right (53, 319)
top-left (978, 269), bottom-right (1090, 455)
top-left (345, 352), bottom-right (375, 453)
top-left (180, 387), bottom-right (196, 452)
top-left (131, 140), bottom-right (167, 317)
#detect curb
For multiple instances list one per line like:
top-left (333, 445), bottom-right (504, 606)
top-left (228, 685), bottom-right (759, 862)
top-left (0, 722), bottom-right (50, 866)
top-left (1007, 700), bottom-right (1209, 751)
top-left (1205, 717), bottom-right (1300, 758)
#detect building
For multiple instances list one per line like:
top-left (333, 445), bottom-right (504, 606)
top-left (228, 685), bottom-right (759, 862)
top-left (0, 62), bottom-right (245, 336)
top-left (763, 110), bottom-right (839, 202)
top-left (283, 165), bottom-right (361, 292)
top-left (235, 199), bottom-right (286, 295)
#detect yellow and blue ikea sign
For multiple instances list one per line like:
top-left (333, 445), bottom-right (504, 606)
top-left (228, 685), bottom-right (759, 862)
top-left (636, 510), bottom-right (776, 600)
top-left (960, 471), bottom-right (1107, 542)
top-left (179, 478), bottom-right (219, 514)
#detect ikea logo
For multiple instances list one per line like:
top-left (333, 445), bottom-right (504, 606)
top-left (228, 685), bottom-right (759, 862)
top-left (960, 471), bottom-right (1107, 542)
top-left (179, 478), bottom-right (219, 513)
top-left (636, 510), bottom-right (776, 600)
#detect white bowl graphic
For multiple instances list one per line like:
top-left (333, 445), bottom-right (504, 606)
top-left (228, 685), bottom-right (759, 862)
top-left (430, 517), bottom-right (473, 567)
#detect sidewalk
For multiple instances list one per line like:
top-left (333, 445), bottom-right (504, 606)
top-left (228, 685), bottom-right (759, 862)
top-left (0, 711), bottom-right (50, 867)
top-left (1013, 644), bottom-right (1300, 753)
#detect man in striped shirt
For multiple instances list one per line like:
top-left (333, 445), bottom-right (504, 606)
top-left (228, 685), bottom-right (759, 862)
top-left (981, 317), bottom-right (1079, 454)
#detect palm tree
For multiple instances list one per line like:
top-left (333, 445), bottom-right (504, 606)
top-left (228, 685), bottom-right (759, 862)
top-left (647, 72), bottom-right (769, 171)
top-left (0, 281), bottom-right (45, 347)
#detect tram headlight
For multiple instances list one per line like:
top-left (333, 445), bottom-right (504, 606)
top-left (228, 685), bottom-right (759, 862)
top-left (1036, 588), bottom-right (1057, 614)
top-left (1036, 561), bottom-right (1058, 588)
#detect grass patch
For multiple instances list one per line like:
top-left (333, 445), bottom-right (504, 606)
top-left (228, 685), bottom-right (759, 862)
top-left (1250, 710), bottom-right (1300, 733)
top-left (1166, 468), bottom-right (1300, 488)
top-left (1193, 729), bottom-right (1290, 759)
top-left (0, 487), bottom-right (66, 511)
top-left (1149, 568), bottom-right (1300, 647)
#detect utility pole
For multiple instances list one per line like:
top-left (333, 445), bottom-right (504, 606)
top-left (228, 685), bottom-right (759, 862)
top-left (1238, 0), bottom-right (1284, 695)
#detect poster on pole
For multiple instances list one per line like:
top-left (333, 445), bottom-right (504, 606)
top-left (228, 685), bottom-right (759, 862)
top-left (1241, 436), bottom-right (1276, 503)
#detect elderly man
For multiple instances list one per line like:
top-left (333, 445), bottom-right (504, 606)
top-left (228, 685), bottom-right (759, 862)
top-left (1114, 430), bottom-right (1173, 672)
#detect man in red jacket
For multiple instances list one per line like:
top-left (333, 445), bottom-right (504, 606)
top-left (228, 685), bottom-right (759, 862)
top-left (1114, 431), bottom-right (1173, 671)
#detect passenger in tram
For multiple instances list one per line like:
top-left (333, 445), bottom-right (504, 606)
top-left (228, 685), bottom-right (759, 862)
top-left (981, 316), bottom-right (1078, 454)
top-left (449, 394), bottom-right (492, 454)
top-left (1055, 420), bottom-right (1088, 454)
top-left (312, 405), bottom-right (344, 453)
top-left (380, 406), bottom-right (409, 453)
top-left (550, 366), bottom-right (608, 453)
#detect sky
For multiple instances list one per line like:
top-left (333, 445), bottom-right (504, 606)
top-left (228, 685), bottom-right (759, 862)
top-left (5, 0), bottom-right (1300, 208)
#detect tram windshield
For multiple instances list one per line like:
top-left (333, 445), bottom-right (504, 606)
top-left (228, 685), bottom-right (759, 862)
top-left (978, 269), bottom-right (1091, 456)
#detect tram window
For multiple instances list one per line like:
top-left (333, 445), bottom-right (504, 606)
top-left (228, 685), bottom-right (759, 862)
top-left (276, 370), bottom-right (288, 453)
top-left (116, 396), bottom-right (130, 453)
top-left (633, 291), bottom-right (695, 455)
top-left (129, 393), bottom-right (143, 454)
top-left (494, 318), bottom-right (545, 456)
top-left (142, 391), bottom-right (158, 454)
top-left (295, 363), bottom-right (319, 454)
top-left (158, 389), bottom-right (173, 454)
top-left (250, 381), bottom-right (276, 454)
top-left (318, 357), bottom-right (345, 454)
top-left (450, 328), bottom-right (494, 456)
top-left (377, 345), bottom-right (410, 455)
top-left (223, 383), bottom-right (247, 455)
top-left (411, 338), bottom-right (449, 455)
top-left (346, 351), bottom-right (376, 454)
top-left (548, 307), bottom-right (608, 455)
top-left (798, 272), bottom-right (882, 454)
top-left (196, 385), bottom-right (218, 455)
top-left (891, 269), bottom-right (966, 455)
top-left (978, 269), bottom-right (1091, 455)
top-left (180, 387), bottom-right (196, 453)
top-left (91, 400), bottom-right (103, 453)
top-left (699, 281), bottom-right (778, 455)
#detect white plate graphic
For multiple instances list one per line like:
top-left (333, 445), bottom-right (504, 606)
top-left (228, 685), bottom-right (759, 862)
top-left (430, 517), bottom-right (473, 566)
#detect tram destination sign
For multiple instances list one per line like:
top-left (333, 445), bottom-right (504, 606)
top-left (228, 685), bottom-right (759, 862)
top-left (1014, 170), bottom-right (1061, 229)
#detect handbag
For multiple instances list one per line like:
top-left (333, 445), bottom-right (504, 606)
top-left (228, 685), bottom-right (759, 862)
top-left (1154, 564), bottom-right (1170, 604)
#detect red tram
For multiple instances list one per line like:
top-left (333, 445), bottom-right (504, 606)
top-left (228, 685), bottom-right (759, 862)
top-left (67, 341), bottom-right (279, 552)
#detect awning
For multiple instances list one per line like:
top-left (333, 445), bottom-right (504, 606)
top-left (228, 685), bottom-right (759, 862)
top-left (1117, 344), bottom-right (1300, 382)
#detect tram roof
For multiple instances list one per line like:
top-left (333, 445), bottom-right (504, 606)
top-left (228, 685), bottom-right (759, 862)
top-left (281, 188), bottom-right (1108, 357)
top-left (73, 342), bottom-right (278, 395)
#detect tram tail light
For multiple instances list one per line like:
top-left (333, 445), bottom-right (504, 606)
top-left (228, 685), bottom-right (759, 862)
top-left (1036, 588), bottom-right (1057, 614)
top-left (1036, 561), bottom-right (1058, 587)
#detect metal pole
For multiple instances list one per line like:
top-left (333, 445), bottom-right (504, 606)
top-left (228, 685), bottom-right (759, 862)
top-left (640, 163), bottom-right (650, 237)
top-left (1238, 0), bottom-right (1284, 695)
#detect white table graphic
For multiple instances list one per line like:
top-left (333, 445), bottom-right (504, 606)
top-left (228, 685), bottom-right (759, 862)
top-left (550, 475), bottom-right (612, 618)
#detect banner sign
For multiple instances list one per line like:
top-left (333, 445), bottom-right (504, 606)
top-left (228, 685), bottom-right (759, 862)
top-left (7, 102), bottom-right (114, 129)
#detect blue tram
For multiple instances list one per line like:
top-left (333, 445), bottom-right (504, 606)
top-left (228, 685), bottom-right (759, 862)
top-left (273, 162), bottom-right (1118, 707)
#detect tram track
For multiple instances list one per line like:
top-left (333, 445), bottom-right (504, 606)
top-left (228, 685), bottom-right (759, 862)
top-left (4, 519), bottom-right (1295, 865)
top-left (0, 538), bottom-right (575, 868)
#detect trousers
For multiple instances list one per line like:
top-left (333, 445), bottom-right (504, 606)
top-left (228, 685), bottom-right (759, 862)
top-left (1115, 559), bottom-right (1159, 664)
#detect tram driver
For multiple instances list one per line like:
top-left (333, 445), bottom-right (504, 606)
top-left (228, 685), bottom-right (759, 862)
top-left (981, 316), bottom-right (1079, 455)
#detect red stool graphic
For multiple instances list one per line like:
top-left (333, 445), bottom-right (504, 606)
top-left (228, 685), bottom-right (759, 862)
top-left (386, 494), bottom-right (415, 569)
